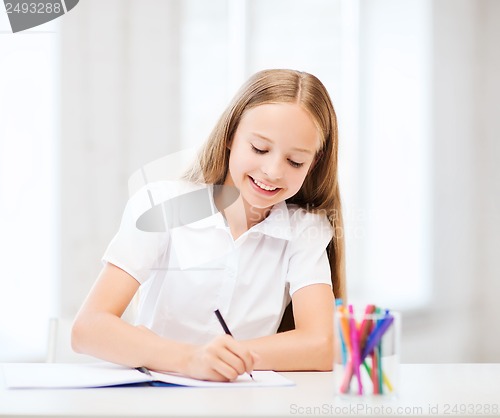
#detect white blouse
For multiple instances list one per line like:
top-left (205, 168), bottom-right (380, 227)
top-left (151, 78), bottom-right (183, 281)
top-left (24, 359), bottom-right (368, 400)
top-left (103, 181), bottom-right (333, 345)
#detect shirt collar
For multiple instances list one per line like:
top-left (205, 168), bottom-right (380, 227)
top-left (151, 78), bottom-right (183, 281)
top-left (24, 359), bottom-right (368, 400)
top-left (246, 200), bottom-right (292, 241)
top-left (175, 184), bottom-right (292, 240)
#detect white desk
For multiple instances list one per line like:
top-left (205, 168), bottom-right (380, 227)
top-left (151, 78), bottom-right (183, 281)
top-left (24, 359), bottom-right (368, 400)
top-left (1, 364), bottom-right (499, 418)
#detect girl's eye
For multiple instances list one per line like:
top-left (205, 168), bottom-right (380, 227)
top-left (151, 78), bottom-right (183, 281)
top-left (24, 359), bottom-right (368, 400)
top-left (288, 159), bottom-right (304, 168)
top-left (251, 144), bottom-right (303, 168)
top-left (251, 145), bottom-right (267, 154)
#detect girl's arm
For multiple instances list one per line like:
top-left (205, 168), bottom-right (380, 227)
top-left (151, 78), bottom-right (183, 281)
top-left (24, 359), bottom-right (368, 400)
top-left (71, 262), bottom-right (256, 381)
top-left (243, 283), bottom-right (334, 371)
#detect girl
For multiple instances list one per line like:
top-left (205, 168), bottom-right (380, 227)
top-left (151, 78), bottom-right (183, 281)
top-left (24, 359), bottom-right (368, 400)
top-left (72, 69), bottom-right (345, 381)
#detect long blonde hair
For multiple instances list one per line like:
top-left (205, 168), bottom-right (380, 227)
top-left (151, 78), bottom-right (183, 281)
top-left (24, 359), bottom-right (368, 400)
top-left (186, 69), bottom-right (346, 302)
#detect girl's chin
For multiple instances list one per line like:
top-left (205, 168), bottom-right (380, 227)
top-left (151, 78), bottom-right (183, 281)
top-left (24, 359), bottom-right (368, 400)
top-left (242, 189), bottom-right (284, 211)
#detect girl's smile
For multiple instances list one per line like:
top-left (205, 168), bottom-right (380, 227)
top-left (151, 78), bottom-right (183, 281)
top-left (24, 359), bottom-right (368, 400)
top-left (248, 175), bottom-right (281, 195)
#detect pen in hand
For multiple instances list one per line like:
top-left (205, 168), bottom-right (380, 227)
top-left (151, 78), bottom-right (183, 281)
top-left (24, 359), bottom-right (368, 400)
top-left (214, 309), bottom-right (254, 380)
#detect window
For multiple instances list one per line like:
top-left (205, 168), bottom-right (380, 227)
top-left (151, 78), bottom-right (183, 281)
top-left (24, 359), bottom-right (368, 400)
top-left (178, 0), bottom-right (431, 310)
top-left (348, 0), bottom-right (432, 309)
top-left (0, 16), bottom-right (59, 361)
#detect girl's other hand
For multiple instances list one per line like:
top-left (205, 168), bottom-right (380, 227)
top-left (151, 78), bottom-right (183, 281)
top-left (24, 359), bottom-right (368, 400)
top-left (182, 334), bottom-right (258, 382)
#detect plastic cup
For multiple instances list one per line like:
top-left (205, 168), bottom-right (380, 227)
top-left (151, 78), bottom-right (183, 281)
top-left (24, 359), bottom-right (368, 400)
top-left (333, 305), bottom-right (401, 397)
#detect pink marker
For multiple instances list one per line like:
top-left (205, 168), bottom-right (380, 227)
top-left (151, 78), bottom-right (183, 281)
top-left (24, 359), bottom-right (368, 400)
top-left (349, 305), bottom-right (363, 395)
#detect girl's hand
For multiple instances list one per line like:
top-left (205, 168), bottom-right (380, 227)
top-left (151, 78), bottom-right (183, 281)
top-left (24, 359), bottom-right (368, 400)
top-left (182, 334), bottom-right (258, 382)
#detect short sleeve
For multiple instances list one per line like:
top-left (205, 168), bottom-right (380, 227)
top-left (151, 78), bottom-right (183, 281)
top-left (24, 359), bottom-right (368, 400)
top-left (102, 185), bottom-right (169, 284)
top-left (286, 209), bottom-right (333, 296)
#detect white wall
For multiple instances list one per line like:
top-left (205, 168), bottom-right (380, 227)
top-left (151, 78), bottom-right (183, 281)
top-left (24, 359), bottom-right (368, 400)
top-left (400, 0), bottom-right (500, 362)
top-left (467, 0), bottom-right (500, 362)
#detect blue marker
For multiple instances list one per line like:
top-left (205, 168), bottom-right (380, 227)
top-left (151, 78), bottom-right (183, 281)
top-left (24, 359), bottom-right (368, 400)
top-left (335, 299), bottom-right (347, 366)
top-left (361, 310), bottom-right (394, 361)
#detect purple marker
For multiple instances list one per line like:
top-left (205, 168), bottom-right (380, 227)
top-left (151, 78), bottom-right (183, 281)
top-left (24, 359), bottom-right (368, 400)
top-left (361, 311), bottom-right (394, 361)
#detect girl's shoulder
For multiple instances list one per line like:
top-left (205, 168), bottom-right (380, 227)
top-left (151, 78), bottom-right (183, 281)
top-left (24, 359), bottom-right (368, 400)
top-left (284, 203), bottom-right (333, 239)
top-left (124, 180), bottom-right (213, 231)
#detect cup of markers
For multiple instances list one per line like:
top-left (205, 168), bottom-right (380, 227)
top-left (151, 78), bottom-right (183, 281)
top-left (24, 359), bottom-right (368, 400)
top-left (333, 301), bottom-right (401, 397)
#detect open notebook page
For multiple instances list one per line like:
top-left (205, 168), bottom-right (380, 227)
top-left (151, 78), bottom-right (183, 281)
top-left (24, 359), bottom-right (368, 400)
top-left (2, 362), bottom-right (294, 389)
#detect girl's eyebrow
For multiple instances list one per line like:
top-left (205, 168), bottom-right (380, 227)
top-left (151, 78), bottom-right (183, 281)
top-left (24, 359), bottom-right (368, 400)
top-left (251, 132), bottom-right (315, 155)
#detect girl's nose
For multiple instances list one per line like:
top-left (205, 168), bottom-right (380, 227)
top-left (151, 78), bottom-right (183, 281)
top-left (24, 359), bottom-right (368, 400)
top-left (262, 156), bottom-right (284, 181)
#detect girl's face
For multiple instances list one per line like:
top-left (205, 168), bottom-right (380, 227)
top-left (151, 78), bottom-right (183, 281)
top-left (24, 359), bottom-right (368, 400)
top-left (225, 102), bottom-right (321, 217)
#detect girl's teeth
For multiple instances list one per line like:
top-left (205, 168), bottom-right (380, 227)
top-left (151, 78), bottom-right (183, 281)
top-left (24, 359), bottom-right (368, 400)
top-left (253, 178), bottom-right (277, 191)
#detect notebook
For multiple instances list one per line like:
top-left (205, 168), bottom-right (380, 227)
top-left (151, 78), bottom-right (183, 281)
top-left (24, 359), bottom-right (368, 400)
top-left (2, 362), bottom-right (294, 389)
